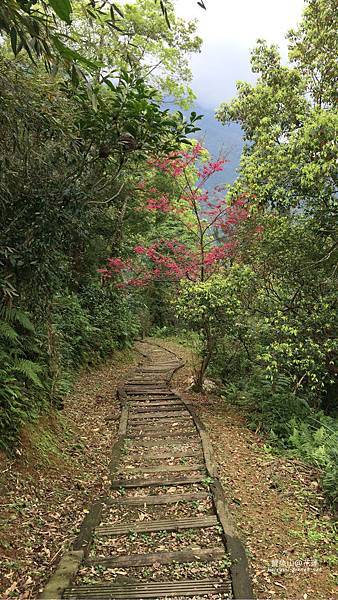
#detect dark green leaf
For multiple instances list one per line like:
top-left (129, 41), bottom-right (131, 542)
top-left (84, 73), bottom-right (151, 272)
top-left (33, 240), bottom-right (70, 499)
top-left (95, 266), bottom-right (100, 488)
top-left (10, 27), bottom-right (17, 55)
top-left (48, 0), bottom-right (72, 24)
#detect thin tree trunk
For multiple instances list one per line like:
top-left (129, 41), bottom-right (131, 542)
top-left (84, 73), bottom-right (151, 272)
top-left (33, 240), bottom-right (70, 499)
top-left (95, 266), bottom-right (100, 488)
top-left (193, 320), bottom-right (215, 392)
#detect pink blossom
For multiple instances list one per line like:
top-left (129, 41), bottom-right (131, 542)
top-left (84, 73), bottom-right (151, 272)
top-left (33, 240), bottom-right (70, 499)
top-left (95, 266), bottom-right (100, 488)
top-left (134, 245), bottom-right (146, 255)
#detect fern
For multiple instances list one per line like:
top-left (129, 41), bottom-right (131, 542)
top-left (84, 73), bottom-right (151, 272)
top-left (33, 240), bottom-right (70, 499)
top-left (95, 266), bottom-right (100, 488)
top-left (0, 320), bottom-right (18, 341)
top-left (12, 359), bottom-right (43, 387)
top-left (0, 306), bottom-right (35, 332)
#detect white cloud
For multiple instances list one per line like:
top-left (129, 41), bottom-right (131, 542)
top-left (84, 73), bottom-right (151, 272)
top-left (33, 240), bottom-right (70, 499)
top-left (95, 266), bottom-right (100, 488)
top-left (174, 0), bottom-right (305, 108)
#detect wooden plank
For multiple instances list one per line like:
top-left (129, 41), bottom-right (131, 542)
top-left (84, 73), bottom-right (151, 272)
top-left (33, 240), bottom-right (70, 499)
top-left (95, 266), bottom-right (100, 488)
top-left (126, 391), bottom-right (179, 396)
top-left (129, 410), bottom-right (191, 420)
top-left (129, 390), bottom-right (179, 394)
top-left (118, 405), bottom-right (129, 436)
top-left (129, 419), bottom-right (193, 428)
top-left (129, 401), bottom-right (183, 408)
top-left (96, 515), bottom-right (218, 536)
top-left (129, 405), bottom-right (185, 412)
top-left (128, 431), bottom-right (197, 439)
top-left (72, 501), bottom-right (103, 555)
top-left (39, 551), bottom-right (84, 599)
top-left (133, 437), bottom-right (202, 448)
top-left (137, 365), bottom-right (178, 370)
top-left (63, 579), bottom-right (232, 599)
top-left (184, 403), bottom-right (218, 479)
top-left (128, 397), bottom-right (181, 403)
top-left (146, 450), bottom-right (202, 459)
top-left (129, 420), bottom-right (193, 429)
top-left (129, 422), bottom-right (194, 432)
top-left (211, 480), bottom-right (254, 599)
top-left (109, 437), bottom-right (126, 478)
top-left (85, 546), bottom-right (226, 568)
top-left (120, 464), bottom-right (206, 475)
top-left (111, 474), bottom-right (205, 489)
top-left (106, 491), bottom-right (210, 506)
top-left (124, 381), bottom-right (171, 394)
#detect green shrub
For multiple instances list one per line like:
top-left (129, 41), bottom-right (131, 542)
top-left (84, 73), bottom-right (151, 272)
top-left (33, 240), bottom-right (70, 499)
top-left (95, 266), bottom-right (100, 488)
top-left (52, 293), bottom-right (97, 372)
top-left (79, 285), bottom-right (140, 352)
top-left (0, 307), bottom-right (46, 451)
top-left (288, 415), bottom-right (338, 506)
top-left (220, 364), bottom-right (338, 506)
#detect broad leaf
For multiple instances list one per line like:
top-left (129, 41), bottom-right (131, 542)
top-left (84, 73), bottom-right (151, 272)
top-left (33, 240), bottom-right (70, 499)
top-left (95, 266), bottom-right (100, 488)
top-left (48, 0), bottom-right (72, 24)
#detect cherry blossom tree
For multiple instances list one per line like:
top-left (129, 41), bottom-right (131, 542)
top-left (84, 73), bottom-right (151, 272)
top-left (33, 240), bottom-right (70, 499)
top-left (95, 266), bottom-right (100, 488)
top-left (99, 143), bottom-right (248, 287)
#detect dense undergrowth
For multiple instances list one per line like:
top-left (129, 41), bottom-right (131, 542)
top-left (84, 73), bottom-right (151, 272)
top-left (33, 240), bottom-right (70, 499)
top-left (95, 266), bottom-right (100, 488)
top-left (0, 289), bottom-right (139, 451)
top-left (167, 328), bottom-right (338, 508)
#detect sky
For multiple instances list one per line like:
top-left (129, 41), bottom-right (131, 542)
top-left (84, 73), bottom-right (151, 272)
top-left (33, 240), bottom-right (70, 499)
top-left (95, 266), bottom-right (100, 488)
top-left (174, 0), bottom-right (305, 109)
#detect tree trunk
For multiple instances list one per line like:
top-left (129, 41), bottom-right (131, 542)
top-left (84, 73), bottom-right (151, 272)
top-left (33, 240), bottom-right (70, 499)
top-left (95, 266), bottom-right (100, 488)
top-left (193, 321), bottom-right (215, 392)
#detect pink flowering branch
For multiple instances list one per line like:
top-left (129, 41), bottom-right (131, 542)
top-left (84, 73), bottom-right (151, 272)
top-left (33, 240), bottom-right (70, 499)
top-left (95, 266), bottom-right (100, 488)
top-left (98, 145), bottom-right (249, 287)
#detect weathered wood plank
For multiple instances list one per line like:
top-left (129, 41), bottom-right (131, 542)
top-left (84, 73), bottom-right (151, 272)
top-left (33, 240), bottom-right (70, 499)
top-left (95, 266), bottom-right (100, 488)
top-left (128, 422), bottom-right (194, 433)
top-left (117, 405), bottom-right (129, 436)
top-left (129, 402), bottom-right (184, 410)
top-left (129, 411), bottom-right (191, 421)
top-left (184, 403), bottom-right (218, 479)
top-left (145, 449), bottom-right (202, 459)
top-left (63, 579), bottom-right (232, 599)
top-left (39, 551), bottom-right (84, 599)
top-left (120, 463), bottom-right (205, 475)
top-left (211, 480), bottom-right (254, 599)
top-left (72, 502), bottom-right (103, 555)
top-left (128, 429), bottom-right (197, 439)
top-left (111, 474), bottom-right (205, 489)
top-left (85, 546), bottom-right (226, 567)
top-left (106, 491), bottom-right (210, 506)
top-left (96, 515), bottom-right (218, 535)
top-left (133, 437), bottom-right (202, 448)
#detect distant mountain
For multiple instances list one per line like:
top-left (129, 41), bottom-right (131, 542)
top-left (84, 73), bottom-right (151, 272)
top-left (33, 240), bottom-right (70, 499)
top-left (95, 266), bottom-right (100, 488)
top-left (181, 103), bottom-right (243, 190)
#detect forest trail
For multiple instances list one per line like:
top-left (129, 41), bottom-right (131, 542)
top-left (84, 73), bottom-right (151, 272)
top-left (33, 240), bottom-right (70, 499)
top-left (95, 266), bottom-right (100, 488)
top-left (41, 341), bottom-right (253, 599)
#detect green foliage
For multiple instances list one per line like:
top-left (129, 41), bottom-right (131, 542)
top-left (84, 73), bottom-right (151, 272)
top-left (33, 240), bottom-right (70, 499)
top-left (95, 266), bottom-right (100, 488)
top-left (175, 267), bottom-right (255, 389)
top-left (0, 307), bottom-right (46, 451)
top-left (51, 293), bottom-right (98, 372)
top-left (0, 0), bottom-right (200, 450)
top-left (216, 0), bottom-right (338, 214)
top-left (221, 372), bottom-right (338, 506)
top-left (212, 1), bottom-right (338, 505)
top-left (288, 415), bottom-right (338, 506)
top-left (175, 266), bottom-right (255, 327)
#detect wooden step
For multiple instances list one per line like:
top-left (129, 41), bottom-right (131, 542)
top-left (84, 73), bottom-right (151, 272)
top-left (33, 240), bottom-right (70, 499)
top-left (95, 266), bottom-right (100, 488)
top-left (129, 417), bottom-right (192, 425)
top-left (126, 386), bottom-right (170, 390)
top-left (107, 491), bottom-right (210, 506)
top-left (128, 397), bottom-right (181, 403)
top-left (128, 431), bottom-right (197, 440)
top-left (129, 402), bottom-right (184, 410)
top-left (129, 421), bottom-right (193, 432)
top-left (85, 546), bottom-right (226, 568)
top-left (111, 475), bottom-right (206, 489)
top-left (63, 578), bottom-right (232, 599)
top-left (121, 464), bottom-right (205, 475)
top-left (125, 389), bottom-right (173, 394)
top-left (146, 450), bottom-right (202, 459)
top-left (126, 391), bottom-right (179, 396)
top-left (129, 411), bottom-right (191, 420)
top-left (133, 437), bottom-right (202, 448)
top-left (137, 367), bottom-right (177, 371)
top-left (96, 515), bottom-right (218, 536)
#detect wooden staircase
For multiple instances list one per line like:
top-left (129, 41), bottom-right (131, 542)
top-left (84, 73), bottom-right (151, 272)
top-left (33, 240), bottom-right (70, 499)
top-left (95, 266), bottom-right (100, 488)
top-left (41, 341), bottom-right (253, 599)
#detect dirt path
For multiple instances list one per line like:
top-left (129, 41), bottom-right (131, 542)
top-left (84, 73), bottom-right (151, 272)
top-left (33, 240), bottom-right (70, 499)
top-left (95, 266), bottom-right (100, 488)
top-left (1, 339), bottom-right (336, 599)
top-left (41, 340), bottom-right (252, 599)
